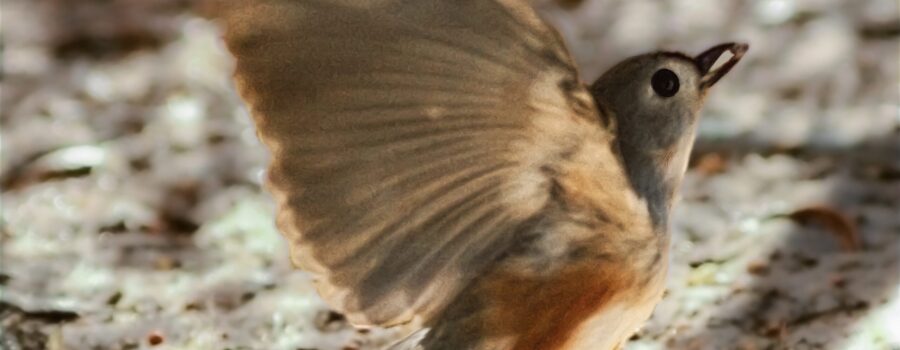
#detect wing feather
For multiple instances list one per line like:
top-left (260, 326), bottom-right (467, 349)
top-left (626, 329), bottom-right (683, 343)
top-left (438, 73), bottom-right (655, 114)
top-left (219, 0), bottom-right (622, 326)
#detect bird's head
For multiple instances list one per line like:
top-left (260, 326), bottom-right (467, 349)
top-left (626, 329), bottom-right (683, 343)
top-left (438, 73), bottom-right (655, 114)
top-left (590, 43), bottom-right (748, 227)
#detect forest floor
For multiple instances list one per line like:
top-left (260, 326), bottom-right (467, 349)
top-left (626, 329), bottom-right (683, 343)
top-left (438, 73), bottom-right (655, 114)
top-left (2, 0), bottom-right (898, 349)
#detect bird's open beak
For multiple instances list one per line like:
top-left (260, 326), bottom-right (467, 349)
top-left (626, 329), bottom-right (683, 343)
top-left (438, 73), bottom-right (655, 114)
top-left (695, 42), bottom-right (749, 89)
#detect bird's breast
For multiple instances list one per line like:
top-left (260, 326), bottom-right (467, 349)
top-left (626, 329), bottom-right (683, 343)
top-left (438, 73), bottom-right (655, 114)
top-left (473, 249), bottom-right (668, 350)
top-left (559, 268), bottom-right (667, 350)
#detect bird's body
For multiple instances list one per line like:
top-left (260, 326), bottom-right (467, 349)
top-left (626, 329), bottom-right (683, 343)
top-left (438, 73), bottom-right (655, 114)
top-left (212, 0), bottom-right (746, 348)
top-left (416, 146), bottom-right (667, 349)
top-left (422, 225), bottom-right (667, 350)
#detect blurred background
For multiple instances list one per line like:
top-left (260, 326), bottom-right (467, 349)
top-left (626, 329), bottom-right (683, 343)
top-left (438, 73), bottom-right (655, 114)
top-left (1, 0), bottom-right (897, 349)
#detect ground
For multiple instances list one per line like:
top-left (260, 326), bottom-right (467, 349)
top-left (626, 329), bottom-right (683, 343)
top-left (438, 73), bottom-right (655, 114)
top-left (1, 0), bottom-right (898, 349)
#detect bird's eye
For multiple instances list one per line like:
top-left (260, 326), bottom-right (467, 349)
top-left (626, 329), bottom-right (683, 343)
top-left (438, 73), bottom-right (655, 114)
top-left (651, 69), bottom-right (679, 98)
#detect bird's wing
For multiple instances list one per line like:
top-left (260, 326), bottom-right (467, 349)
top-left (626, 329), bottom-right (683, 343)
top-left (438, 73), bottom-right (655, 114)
top-left (219, 0), bottom-right (636, 327)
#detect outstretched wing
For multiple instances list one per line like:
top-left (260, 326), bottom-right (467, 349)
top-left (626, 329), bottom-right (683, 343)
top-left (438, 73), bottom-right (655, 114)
top-left (219, 0), bottom-right (628, 327)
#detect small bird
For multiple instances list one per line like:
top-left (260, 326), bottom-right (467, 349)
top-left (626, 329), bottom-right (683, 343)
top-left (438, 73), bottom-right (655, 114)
top-left (215, 1), bottom-right (747, 349)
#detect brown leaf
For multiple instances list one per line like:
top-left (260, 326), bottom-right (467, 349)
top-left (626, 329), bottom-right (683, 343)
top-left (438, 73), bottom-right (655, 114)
top-left (693, 153), bottom-right (729, 175)
top-left (147, 331), bottom-right (164, 346)
top-left (789, 206), bottom-right (863, 252)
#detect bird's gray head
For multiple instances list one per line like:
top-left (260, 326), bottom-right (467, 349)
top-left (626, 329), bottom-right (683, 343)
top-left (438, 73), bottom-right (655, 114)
top-left (590, 43), bottom-right (748, 229)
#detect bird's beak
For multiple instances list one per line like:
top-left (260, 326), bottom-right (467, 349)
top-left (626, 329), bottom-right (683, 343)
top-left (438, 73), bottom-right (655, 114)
top-left (695, 42), bottom-right (749, 89)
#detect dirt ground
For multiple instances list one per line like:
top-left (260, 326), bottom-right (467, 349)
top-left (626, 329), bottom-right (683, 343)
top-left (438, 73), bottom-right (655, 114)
top-left (2, 0), bottom-right (898, 349)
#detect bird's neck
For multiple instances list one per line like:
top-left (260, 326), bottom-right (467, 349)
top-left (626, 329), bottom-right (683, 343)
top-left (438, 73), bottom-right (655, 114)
top-left (618, 136), bottom-right (694, 233)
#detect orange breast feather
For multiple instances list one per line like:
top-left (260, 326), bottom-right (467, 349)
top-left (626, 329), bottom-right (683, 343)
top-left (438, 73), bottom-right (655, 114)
top-left (473, 257), bottom-right (662, 350)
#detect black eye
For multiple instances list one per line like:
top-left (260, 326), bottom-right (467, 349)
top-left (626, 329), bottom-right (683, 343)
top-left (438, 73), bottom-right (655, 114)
top-left (651, 69), bottom-right (679, 98)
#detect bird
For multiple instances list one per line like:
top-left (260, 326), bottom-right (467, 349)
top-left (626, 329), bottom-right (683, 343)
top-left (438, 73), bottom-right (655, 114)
top-left (212, 0), bottom-right (747, 349)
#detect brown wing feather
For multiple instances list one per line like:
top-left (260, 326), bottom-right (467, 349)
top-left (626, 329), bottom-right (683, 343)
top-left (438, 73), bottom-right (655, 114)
top-left (218, 0), bottom-right (625, 326)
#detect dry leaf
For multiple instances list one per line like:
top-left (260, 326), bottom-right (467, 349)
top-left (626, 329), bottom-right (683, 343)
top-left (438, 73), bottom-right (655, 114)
top-left (789, 206), bottom-right (863, 252)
